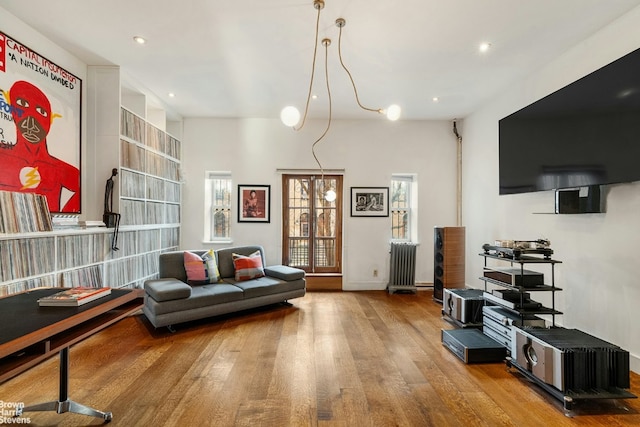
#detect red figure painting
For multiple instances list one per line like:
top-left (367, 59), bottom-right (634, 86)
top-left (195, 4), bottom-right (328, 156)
top-left (0, 80), bottom-right (80, 212)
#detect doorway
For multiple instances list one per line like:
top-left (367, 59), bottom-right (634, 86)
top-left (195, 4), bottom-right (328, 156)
top-left (282, 174), bottom-right (343, 282)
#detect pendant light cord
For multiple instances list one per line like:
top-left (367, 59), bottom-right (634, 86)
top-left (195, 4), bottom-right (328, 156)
top-left (294, 2), bottom-right (323, 131)
top-left (312, 39), bottom-right (333, 185)
top-left (337, 19), bottom-right (383, 114)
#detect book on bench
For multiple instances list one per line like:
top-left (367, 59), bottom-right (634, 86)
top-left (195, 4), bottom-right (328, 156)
top-left (37, 287), bottom-right (112, 307)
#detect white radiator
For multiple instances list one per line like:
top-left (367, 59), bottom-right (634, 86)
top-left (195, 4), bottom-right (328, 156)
top-left (388, 242), bottom-right (418, 294)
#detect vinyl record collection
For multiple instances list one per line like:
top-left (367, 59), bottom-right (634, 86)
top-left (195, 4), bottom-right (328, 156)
top-left (120, 138), bottom-right (180, 182)
top-left (145, 122), bottom-right (167, 152)
top-left (0, 226), bottom-right (179, 296)
top-left (120, 108), bottom-right (144, 143)
top-left (120, 170), bottom-right (146, 199)
top-left (60, 264), bottom-right (103, 288)
top-left (0, 236), bottom-right (55, 282)
top-left (105, 252), bottom-right (158, 289)
top-left (166, 135), bottom-right (181, 159)
top-left (161, 227), bottom-right (180, 249)
top-left (120, 139), bottom-right (146, 171)
top-left (57, 233), bottom-right (107, 270)
top-left (165, 181), bottom-right (181, 203)
top-left (146, 176), bottom-right (165, 200)
top-left (0, 275), bottom-right (57, 297)
top-left (119, 106), bottom-right (182, 226)
top-left (0, 191), bottom-right (53, 233)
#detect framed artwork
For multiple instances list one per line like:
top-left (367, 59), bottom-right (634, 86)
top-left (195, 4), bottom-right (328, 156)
top-left (238, 185), bottom-right (270, 223)
top-left (0, 31), bottom-right (82, 213)
top-left (350, 187), bottom-right (389, 217)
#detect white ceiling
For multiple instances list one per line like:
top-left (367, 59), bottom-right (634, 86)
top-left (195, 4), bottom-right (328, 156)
top-left (3, 0), bottom-right (640, 121)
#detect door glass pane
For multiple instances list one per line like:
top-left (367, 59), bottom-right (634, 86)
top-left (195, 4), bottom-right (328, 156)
top-left (287, 178), bottom-right (310, 268)
top-left (314, 178), bottom-right (336, 267)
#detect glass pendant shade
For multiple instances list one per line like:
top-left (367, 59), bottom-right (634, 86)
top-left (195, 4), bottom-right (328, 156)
top-left (281, 106), bottom-right (301, 127)
top-left (325, 189), bottom-right (337, 202)
top-left (386, 104), bottom-right (401, 121)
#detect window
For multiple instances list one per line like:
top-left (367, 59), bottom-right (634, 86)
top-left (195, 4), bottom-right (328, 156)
top-left (391, 174), bottom-right (416, 241)
top-left (205, 172), bottom-right (232, 241)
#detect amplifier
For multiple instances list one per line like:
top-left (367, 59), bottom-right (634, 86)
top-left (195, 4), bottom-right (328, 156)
top-left (483, 306), bottom-right (545, 355)
top-left (483, 291), bottom-right (542, 310)
top-left (483, 322), bottom-right (510, 349)
top-left (514, 327), bottom-right (630, 392)
top-left (442, 288), bottom-right (484, 324)
top-left (483, 306), bottom-right (545, 328)
top-left (483, 267), bottom-right (544, 287)
top-left (441, 328), bottom-right (506, 364)
top-left (491, 289), bottom-right (531, 302)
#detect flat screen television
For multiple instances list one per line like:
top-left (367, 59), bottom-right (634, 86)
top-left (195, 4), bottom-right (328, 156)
top-left (498, 46), bottom-right (640, 195)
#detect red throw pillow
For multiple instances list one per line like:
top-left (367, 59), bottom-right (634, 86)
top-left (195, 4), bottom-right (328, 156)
top-left (232, 251), bottom-right (265, 281)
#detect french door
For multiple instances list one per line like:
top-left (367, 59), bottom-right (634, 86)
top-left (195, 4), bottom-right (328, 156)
top-left (282, 174), bottom-right (342, 273)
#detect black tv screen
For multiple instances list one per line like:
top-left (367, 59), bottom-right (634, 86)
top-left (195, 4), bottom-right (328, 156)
top-left (498, 46), bottom-right (640, 195)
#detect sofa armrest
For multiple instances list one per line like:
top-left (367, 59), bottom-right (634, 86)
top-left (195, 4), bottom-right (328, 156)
top-left (145, 278), bottom-right (192, 302)
top-left (264, 265), bottom-right (305, 281)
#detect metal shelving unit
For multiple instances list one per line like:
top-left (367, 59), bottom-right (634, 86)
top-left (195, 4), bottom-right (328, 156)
top-left (479, 250), bottom-right (636, 410)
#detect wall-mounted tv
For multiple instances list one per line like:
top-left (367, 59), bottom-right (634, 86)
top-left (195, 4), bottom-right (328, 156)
top-left (498, 46), bottom-right (640, 195)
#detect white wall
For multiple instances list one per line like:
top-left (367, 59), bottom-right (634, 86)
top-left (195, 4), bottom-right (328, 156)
top-left (180, 118), bottom-right (458, 289)
top-left (463, 6), bottom-right (640, 372)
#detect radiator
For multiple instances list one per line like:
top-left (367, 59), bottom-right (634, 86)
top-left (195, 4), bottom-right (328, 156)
top-left (388, 242), bottom-right (418, 294)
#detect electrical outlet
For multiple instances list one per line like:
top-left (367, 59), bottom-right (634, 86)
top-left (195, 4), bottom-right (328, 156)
top-left (373, 269), bottom-right (378, 277)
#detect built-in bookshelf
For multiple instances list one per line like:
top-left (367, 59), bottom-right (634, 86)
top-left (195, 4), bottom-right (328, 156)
top-left (0, 226), bottom-right (180, 297)
top-left (119, 107), bottom-right (181, 227)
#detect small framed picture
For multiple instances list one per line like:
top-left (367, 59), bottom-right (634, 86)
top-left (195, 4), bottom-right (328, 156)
top-left (238, 185), bottom-right (270, 223)
top-left (350, 187), bottom-right (389, 217)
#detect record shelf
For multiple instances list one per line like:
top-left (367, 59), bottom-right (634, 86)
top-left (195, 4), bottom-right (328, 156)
top-left (0, 226), bottom-right (179, 297)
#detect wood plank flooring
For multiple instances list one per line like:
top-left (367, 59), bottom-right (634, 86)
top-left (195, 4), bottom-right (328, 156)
top-left (1, 290), bottom-right (639, 426)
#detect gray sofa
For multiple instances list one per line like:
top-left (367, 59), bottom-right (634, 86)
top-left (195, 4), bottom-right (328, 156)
top-left (143, 245), bottom-right (306, 328)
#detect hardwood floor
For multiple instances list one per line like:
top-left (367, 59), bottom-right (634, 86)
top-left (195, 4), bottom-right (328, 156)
top-left (1, 290), bottom-right (639, 426)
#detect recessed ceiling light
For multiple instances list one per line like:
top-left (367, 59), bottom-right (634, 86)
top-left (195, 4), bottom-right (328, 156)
top-left (432, 97), bottom-right (439, 102)
top-left (168, 93), bottom-right (175, 98)
top-left (133, 36), bottom-right (146, 45)
top-left (479, 42), bottom-right (491, 53)
top-left (311, 94), bottom-right (318, 100)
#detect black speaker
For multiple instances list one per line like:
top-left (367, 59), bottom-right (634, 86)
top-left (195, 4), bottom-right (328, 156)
top-left (555, 189), bottom-right (580, 214)
top-left (555, 185), bottom-right (603, 214)
top-left (433, 226), bottom-right (465, 303)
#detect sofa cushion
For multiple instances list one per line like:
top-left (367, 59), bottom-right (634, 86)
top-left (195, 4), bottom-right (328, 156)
top-left (232, 251), bottom-right (265, 281)
top-left (145, 279), bottom-right (192, 302)
top-left (225, 276), bottom-right (305, 298)
top-left (184, 250), bottom-right (221, 285)
top-left (264, 265), bottom-right (305, 281)
top-left (147, 283), bottom-right (244, 316)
